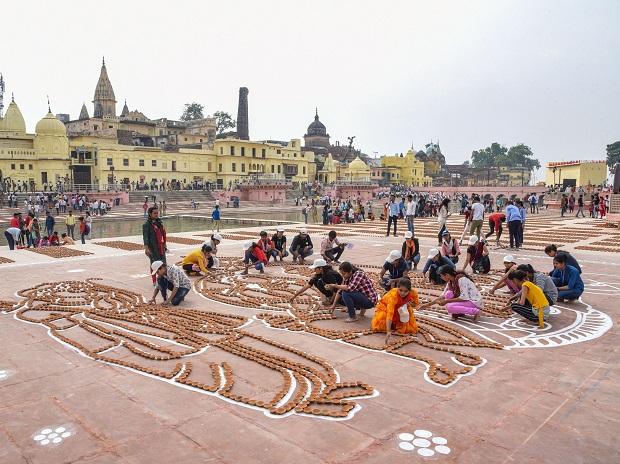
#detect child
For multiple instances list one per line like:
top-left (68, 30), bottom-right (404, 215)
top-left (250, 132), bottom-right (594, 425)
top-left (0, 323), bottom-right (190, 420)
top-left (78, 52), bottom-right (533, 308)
top-left (507, 270), bottom-right (549, 327)
top-left (78, 216), bottom-right (88, 244)
top-left (49, 231), bottom-right (60, 246)
top-left (40, 236), bottom-right (50, 247)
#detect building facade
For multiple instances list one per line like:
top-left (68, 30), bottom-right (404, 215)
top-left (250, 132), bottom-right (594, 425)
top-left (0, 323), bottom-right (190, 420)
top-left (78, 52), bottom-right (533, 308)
top-left (545, 160), bottom-right (608, 188)
top-left (0, 60), bottom-right (317, 191)
top-left (380, 150), bottom-right (432, 186)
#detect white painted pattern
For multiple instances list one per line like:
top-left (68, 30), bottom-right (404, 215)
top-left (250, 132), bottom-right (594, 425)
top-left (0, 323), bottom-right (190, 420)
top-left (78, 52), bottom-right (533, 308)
top-left (33, 425), bottom-right (73, 446)
top-left (397, 429), bottom-right (451, 457)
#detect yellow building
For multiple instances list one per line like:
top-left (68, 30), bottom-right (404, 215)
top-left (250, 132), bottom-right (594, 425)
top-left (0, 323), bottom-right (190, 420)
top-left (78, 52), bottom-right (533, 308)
top-left (545, 160), bottom-right (608, 188)
top-left (340, 156), bottom-right (371, 181)
top-left (0, 59), bottom-right (317, 190)
top-left (0, 98), bottom-right (70, 188)
top-left (498, 166), bottom-right (531, 186)
top-left (317, 154), bottom-right (338, 183)
top-left (380, 149), bottom-right (432, 186)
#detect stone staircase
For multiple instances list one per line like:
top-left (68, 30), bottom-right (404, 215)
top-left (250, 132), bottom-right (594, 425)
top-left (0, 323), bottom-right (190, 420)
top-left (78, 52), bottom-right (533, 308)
top-left (128, 190), bottom-right (215, 204)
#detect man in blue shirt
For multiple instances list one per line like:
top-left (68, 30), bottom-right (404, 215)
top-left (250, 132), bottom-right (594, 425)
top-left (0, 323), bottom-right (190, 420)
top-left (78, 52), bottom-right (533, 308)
top-left (505, 201), bottom-right (521, 249)
top-left (550, 253), bottom-right (584, 301)
top-left (517, 200), bottom-right (526, 247)
top-left (386, 195), bottom-right (400, 237)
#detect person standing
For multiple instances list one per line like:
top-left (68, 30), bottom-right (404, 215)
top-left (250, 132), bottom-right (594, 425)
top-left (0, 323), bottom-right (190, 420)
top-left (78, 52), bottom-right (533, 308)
top-left (505, 200), bottom-right (521, 249)
top-left (517, 200), bottom-right (526, 247)
top-left (65, 210), bottom-right (76, 240)
top-left (78, 216), bottom-right (89, 244)
top-left (405, 194), bottom-right (416, 234)
top-left (386, 195), bottom-right (400, 237)
top-left (576, 195), bottom-right (585, 217)
top-left (142, 199), bottom-right (149, 218)
top-left (437, 198), bottom-right (451, 245)
top-left (45, 211), bottom-right (55, 237)
top-left (469, 195), bottom-right (484, 238)
top-left (211, 205), bottom-right (221, 232)
top-left (143, 207), bottom-right (167, 285)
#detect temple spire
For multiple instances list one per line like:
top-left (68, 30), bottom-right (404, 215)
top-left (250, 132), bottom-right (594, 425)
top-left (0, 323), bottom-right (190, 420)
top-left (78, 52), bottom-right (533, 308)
top-left (47, 95), bottom-right (51, 113)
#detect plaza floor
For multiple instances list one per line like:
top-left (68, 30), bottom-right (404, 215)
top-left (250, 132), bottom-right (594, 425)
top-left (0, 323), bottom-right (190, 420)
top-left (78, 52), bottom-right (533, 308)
top-left (0, 209), bottom-right (618, 464)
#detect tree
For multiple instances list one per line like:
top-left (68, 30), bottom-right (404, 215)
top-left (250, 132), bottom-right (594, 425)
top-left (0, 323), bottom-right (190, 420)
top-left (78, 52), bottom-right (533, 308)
top-left (506, 144), bottom-right (540, 171)
top-left (462, 160), bottom-right (470, 166)
top-left (607, 141), bottom-right (620, 168)
top-left (213, 110), bottom-right (236, 135)
top-left (180, 102), bottom-right (204, 121)
top-left (470, 142), bottom-right (507, 168)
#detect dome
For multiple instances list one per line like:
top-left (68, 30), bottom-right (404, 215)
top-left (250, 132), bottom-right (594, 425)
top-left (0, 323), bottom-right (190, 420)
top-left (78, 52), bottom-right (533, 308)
top-left (306, 109), bottom-right (327, 136)
top-left (348, 156), bottom-right (369, 172)
top-left (0, 100), bottom-right (27, 134)
top-left (35, 112), bottom-right (67, 136)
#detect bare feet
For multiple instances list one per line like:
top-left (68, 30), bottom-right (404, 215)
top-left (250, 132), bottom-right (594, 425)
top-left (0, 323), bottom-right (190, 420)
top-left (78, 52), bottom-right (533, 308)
top-left (473, 312), bottom-right (480, 322)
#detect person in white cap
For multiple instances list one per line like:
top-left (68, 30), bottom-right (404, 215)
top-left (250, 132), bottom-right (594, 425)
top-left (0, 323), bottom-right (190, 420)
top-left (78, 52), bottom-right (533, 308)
top-left (289, 228), bottom-right (313, 264)
top-left (290, 258), bottom-right (343, 305)
top-left (462, 235), bottom-right (490, 274)
top-left (148, 260), bottom-right (192, 306)
top-left (206, 233), bottom-right (222, 268)
top-left (379, 250), bottom-right (410, 290)
top-left (440, 230), bottom-right (461, 264)
top-left (270, 227), bottom-right (289, 261)
top-left (422, 247), bottom-right (455, 285)
top-left (489, 255), bottom-right (520, 295)
top-left (242, 241), bottom-right (268, 275)
top-left (401, 231), bottom-right (420, 270)
top-left (321, 230), bottom-right (347, 264)
top-left (372, 277), bottom-right (419, 344)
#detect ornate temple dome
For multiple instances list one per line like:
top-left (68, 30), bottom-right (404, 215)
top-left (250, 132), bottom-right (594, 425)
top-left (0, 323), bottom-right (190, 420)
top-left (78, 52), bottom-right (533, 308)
top-left (35, 112), bottom-right (67, 136)
top-left (306, 109), bottom-right (327, 136)
top-left (0, 100), bottom-right (27, 134)
top-left (348, 156), bottom-right (369, 172)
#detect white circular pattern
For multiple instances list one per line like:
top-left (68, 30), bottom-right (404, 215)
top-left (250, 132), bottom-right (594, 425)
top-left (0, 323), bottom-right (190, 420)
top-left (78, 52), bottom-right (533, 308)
top-left (413, 438), bottom-right (431, 448)
top-left (399, 441), bottom-right (415, 451)
top-left (0, 370), bottom-right (6, 374)
top-left (396, 428), bottom-right (451, 457)
top-left (34, 426), bottom-right (73, 446)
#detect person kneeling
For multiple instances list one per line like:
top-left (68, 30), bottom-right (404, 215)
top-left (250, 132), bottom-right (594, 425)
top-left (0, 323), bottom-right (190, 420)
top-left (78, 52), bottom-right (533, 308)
top-left (550, 253), bottom-right (584, 302)
top-left (507, 270), bottom-right (549, 327)
top-left (422, 248), bottom-right (455, 285)
top-left (420, 265), bottom-right (483, 322)
top-left (182, 244), bottom-right (214, 275)
top-left (149, 260), bottom-right (191, 306)
top-left (379, 250), bottom-right (409, 290)
top-left (321, 230), bottom-right (346, 264)
top-left (290, 258), bottom-right (343, 306)
top-left (242, 241), bottom-right (268, 275)
top-left (372, 278), bottom-right (419, 345)
top-left (325, 262), bottom-right (378, 323)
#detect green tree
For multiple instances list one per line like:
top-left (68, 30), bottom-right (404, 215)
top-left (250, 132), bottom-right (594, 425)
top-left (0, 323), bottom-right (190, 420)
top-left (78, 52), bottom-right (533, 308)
top-left (470, 142), bottom-right (507, 168)
top-left (180, 102), bottom-right (204, 121)
top-left (213, 110), bottom-right (236, 135)
top-left (607, 141), bottom-right (620, 168)
top-left (506, 144), bottom-right (541, 171)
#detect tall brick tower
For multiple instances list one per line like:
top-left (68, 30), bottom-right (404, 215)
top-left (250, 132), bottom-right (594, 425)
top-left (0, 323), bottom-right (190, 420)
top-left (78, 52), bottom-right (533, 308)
top-left (236, 87), bottom-right (249, 140)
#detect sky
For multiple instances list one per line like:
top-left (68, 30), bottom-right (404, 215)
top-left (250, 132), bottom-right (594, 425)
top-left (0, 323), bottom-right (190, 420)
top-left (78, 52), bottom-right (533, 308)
top-left (2, 0), bottom-right (618, 181)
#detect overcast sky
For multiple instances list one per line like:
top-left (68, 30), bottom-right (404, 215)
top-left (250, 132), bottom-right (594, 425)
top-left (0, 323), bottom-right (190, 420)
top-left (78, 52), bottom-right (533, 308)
top-left (3, 0), bottom-right (618, 180)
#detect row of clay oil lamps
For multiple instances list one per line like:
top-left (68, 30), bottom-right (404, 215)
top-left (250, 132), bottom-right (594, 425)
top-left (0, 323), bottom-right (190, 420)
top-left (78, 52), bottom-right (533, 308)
top-left (165, 236), bottom-right (204, 245)
top-left (93, 241), bottom-right (145, 251)
top-left (26, 247), bottom-right (93, 258)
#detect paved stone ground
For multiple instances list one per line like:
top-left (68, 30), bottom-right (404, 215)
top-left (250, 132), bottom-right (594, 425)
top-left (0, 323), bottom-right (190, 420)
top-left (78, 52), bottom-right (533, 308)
top-left (0, 209), bottom-right (618, 464)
